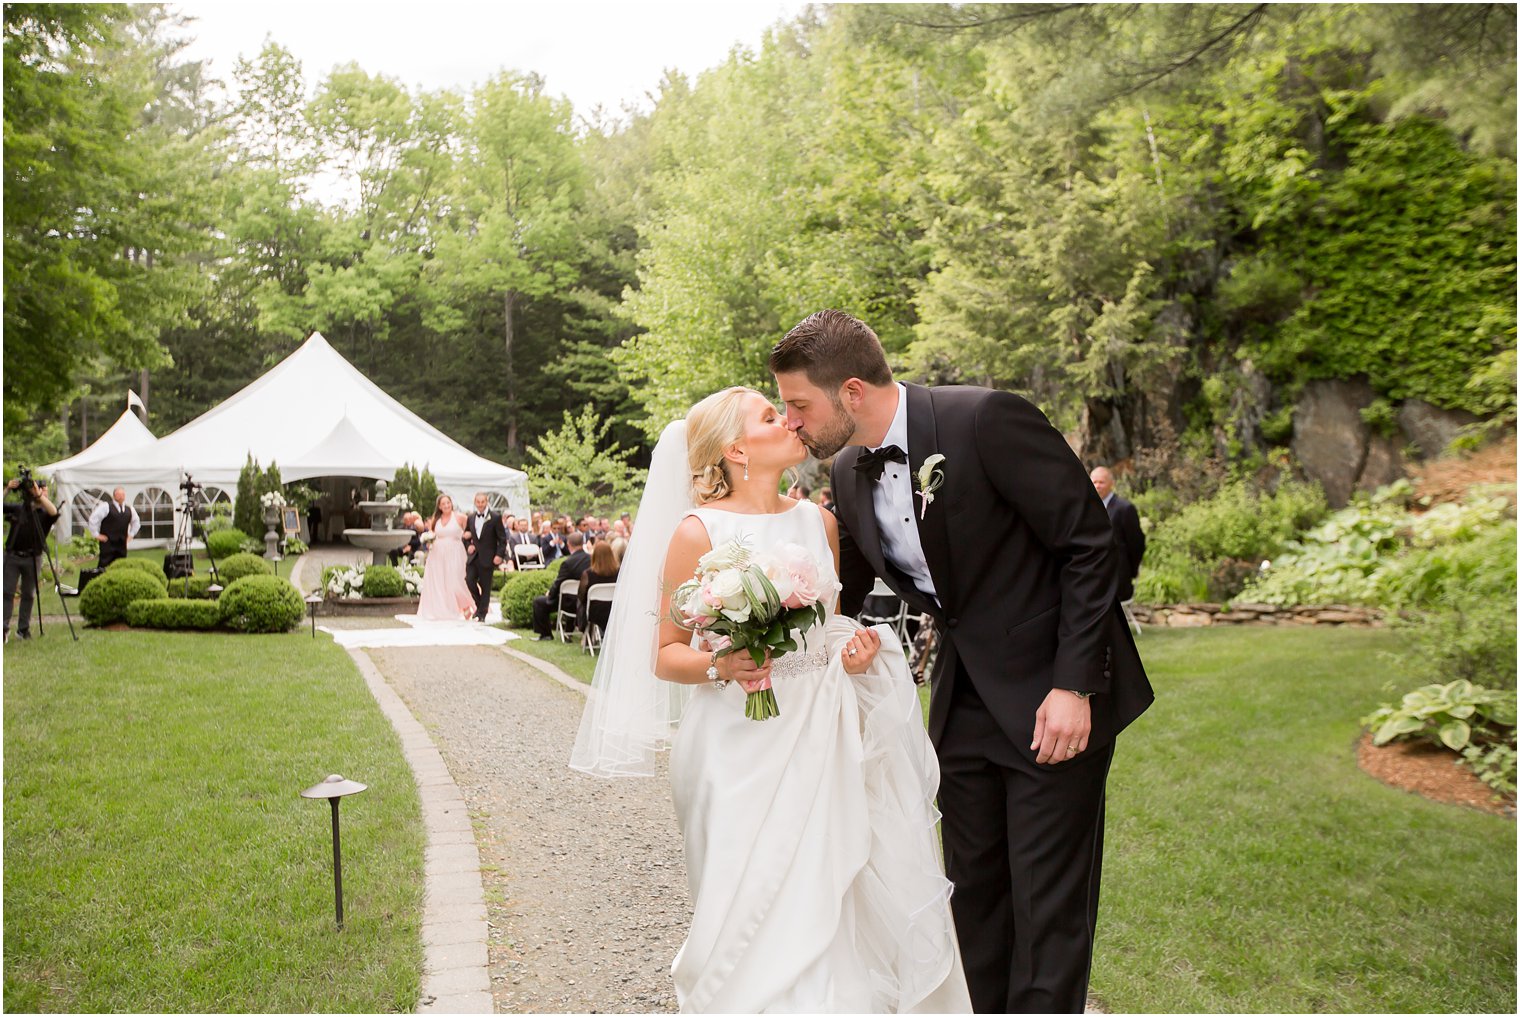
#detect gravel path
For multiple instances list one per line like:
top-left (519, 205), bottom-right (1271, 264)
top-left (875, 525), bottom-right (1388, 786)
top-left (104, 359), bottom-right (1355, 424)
top-left (370, 645), bottom-right (687, 1013)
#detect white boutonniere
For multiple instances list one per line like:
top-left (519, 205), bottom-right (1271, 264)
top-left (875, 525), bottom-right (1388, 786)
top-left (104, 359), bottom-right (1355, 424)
top-left (915, 454), bottom-right (947, 520)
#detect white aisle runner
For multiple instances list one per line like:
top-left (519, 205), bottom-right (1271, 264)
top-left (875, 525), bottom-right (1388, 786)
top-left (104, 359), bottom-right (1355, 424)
top-left (320, 603), bottom-right (519, 648)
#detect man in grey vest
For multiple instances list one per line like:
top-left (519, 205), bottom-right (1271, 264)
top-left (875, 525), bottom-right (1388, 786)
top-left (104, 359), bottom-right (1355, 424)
top-left (88, 488), bottom-right (140, 569)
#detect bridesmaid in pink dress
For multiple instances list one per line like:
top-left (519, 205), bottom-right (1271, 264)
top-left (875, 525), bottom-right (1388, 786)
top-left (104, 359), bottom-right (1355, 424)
top-left (417, 495), bottom-right (476, 621)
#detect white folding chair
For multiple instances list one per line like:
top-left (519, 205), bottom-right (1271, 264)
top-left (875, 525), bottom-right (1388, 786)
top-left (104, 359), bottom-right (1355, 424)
top-left (858, 576), bottom-right (911, 648)
top-left (554, 579), bottom-right (580, 642)
top-left (513, 542), bottom-right (545, 570)
top-left (582, 583), bottom-right (616, 656)
top-left (1121, 598), bottom-right (1142, 637)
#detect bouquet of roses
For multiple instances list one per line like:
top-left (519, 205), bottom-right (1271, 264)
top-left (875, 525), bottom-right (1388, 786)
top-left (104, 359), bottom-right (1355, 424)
top-left (670, 539), bottom-right (834, 720)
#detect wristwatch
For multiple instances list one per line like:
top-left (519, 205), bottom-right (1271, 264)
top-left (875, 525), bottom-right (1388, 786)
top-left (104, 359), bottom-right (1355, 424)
top-left (1062, 689), bottom-right (1094, 700)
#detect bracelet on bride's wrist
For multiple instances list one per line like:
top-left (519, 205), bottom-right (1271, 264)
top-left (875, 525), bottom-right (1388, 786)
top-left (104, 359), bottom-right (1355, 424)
top-left (706, 649), bottom-right (727, 688)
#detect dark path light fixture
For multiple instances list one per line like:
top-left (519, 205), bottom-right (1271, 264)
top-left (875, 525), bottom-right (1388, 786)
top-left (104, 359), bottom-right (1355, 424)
top-left (305, 592), bottom-right (323, 638)
top-left (300, 773), bottom-right (367, 929)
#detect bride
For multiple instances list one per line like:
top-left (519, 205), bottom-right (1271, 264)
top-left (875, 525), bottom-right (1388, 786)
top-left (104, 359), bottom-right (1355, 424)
top-left (571, 387), bottom-right (970, 1013)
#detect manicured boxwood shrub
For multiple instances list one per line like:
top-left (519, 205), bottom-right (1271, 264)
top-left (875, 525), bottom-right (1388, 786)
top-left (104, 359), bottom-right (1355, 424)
top-left (124, 598), bottom-right (222, 630)
top-left (499, 562), bottom-right (562, 628)
top-left (361, 564), bottom-right (405, 598)
top-left (105, 557), bottom-right (168, 590)
top-left (219, 575), bottom-right (304, 633)
top-left (219, 552), bottom-right (274, 584)
top-left (165, 575), bottom-right (218, 600)
top-left (205, 527), bottom-right (250, 560)
top-left (80, 569), bottom-right (168, 626)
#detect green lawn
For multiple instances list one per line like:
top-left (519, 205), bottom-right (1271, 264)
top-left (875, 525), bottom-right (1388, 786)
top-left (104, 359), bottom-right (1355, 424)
top-left (502, 622), bottom-right (597, 683)
top-left (4, 629), bottom-right (424, 1012)
top-left (1093, 626), bottom-right (1516, 1013)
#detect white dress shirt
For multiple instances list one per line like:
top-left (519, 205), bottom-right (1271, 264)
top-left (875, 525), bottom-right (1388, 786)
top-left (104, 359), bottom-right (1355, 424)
top-left (88, 497), bottom-right (141, 539)
top-left (869, 383), bottom-right (938, 601)
top-left (1102, 492), bottom-right (1114, 509)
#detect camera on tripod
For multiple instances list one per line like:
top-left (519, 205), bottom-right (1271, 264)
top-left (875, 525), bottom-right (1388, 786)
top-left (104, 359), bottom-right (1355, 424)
top-left (11, 465), bottom-right (39, 501)
top-left (176, 474), bottom-right (210, 521)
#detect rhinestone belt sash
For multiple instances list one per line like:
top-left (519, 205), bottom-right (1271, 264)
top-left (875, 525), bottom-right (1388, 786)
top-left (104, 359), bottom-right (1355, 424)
top-left (770, 650), bottom-right (829, 681)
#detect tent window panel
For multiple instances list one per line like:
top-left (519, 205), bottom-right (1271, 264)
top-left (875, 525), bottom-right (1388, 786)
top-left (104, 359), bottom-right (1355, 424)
top-left (133, 488), bottom-right (175, 541)
top-left (71, 488), bottom-right (111, 534)
top-left (486, 493), bottom-right (508, 514)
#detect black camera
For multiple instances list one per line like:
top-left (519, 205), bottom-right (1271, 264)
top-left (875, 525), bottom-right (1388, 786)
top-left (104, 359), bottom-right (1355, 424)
top-left (176, 474), bottom-right (209, 519)
top-left (12, 465), bottom-right (38, 500)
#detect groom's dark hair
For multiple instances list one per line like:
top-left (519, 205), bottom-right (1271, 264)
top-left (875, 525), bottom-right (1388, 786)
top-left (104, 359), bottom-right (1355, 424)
top-left (769, 310), bottom-right (892, 391)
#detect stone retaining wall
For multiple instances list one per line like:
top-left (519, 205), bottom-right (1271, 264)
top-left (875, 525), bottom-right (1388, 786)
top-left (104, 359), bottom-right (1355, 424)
top-left (1130, 602), bottom-right (1384, 628)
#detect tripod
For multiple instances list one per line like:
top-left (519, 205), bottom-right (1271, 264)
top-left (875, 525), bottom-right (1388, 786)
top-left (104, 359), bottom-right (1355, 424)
top-left (7, 486), bottom-right (78, 642)
top-left (171, 493), bottom-right (223, 597)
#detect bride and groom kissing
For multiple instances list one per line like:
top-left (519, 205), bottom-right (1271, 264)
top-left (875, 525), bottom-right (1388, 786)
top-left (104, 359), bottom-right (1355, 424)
top-left (572, 309), bottom-right (1154, 1013)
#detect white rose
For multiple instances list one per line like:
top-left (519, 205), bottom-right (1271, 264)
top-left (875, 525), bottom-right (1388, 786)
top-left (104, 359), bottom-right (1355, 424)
top-left (698, 540), bottom-right (749, 575)
top-left (720, 602), bottom-right (752, 623)
top-left (708, 569), bottom-right (747, 609)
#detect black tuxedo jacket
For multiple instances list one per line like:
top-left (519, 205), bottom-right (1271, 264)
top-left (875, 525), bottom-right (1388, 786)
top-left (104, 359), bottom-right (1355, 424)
top-left (550, 550), bottom-right (592, 602)
top-left (464, 511), bottom-right (506, 564)
top-left (831, 383), bottom-right (1153, 763)
top-left (1106, 494), bottom-right (1145, 602)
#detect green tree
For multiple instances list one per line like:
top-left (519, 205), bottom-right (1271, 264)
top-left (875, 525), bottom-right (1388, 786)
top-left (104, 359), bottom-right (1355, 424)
top-left (3, 4), bottom-right (202, 430)
top-left (524, 406), bottom-right (645, 519)
top-left (426, 73), bottom-right (586, 453)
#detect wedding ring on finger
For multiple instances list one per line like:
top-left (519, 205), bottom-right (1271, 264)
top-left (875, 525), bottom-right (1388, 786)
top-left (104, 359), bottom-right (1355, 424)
top-left (847, 646), bottom-right (858, 655)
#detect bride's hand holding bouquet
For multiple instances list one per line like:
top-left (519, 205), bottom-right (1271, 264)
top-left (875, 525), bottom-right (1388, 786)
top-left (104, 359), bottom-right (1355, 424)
top-left (670, 538), bottom-right (836, 721)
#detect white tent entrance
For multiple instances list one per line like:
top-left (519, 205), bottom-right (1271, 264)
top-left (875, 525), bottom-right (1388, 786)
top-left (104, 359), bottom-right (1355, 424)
top-left (43, 332), bottom-right (529, 546)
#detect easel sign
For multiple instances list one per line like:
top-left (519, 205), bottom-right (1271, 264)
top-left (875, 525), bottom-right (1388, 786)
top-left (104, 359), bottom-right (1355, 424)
top-left (282, 507), bottom-right (301, 535)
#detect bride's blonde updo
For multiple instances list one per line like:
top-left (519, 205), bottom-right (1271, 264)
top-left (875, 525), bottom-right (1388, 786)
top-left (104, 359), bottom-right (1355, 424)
top-left (686, 386), bottom-right (761, 505)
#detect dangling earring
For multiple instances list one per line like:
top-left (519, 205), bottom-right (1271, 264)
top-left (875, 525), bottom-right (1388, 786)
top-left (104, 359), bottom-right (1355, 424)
top-left (743, 461), bottom-right (750, 482)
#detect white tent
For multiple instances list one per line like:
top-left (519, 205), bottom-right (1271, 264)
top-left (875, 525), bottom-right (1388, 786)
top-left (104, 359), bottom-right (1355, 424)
top-left (43, 332), bottom-right (529, 544)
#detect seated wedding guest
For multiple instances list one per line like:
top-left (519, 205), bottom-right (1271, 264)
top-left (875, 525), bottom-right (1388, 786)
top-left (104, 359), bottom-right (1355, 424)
top-left (531, 532), bottom-right (589, 640)
top-left (786, 481), bottom-right (811, 502)
top-left (539, 519), bottom-right (569, 563)
top-left (576, 539), bottom-right (620, 633)
top-left (88, 487), bottom-right (140, 569)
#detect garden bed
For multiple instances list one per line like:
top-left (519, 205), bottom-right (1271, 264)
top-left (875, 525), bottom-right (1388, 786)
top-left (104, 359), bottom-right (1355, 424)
top-left (322, 596), bottom-right (420, 616)
top-left (1358, 732), bottom-right (1516, 818)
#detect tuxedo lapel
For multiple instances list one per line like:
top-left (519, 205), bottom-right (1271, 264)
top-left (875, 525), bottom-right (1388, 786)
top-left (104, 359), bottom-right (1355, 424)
top-left (850, 447), bottom-right (885, 572)
top-left (905, 384), bottom-right (956, 612)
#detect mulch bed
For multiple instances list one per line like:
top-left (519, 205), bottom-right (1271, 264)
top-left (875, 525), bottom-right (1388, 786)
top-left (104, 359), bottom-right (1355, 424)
top-left (1357, 733), bottom-right (1515, 818)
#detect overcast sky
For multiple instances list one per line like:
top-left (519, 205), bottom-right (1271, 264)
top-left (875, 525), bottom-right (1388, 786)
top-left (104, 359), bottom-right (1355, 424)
top-left (171, 1), bottom-right (812, 120)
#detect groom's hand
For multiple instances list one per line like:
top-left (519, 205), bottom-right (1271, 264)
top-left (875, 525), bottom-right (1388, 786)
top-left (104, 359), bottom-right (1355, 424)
top-left (1032, 689), bottom-right (1092, 765)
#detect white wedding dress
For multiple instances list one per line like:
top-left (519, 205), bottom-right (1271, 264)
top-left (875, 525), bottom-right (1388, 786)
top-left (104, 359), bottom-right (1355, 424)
top-left (667, 501), bottom-right (971, 1014)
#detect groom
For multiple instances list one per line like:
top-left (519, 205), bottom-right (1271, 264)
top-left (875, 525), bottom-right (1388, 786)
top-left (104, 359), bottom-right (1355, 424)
top-left (771, 310), bottom-right (1153, 1014)
top-left (463, 492), bottom-right (506, 621)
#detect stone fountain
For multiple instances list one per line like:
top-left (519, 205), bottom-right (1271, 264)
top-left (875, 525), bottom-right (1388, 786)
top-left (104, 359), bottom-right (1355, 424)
top-left (342, 479), bottom-right (414, 565)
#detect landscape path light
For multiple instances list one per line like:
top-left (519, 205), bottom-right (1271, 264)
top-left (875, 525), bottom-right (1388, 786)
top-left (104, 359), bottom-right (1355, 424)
top-left (299, 773), bottom-right (367, 929)
top-left (305, 592), bottom-right (323, 638)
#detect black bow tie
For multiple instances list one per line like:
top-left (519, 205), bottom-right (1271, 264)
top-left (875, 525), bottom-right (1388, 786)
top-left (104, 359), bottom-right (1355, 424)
top-left (854, 444), bottom-right (907, 481)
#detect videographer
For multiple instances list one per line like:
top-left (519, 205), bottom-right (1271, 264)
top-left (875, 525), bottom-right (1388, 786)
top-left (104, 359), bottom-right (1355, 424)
top-left (4, 474), bottom-right (60, 642)
top-left (87, 486), bottom-right (140, 569)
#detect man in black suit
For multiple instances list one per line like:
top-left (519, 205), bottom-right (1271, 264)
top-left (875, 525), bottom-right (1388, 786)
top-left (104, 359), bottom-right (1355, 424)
top-left (532, 532), bottom-right (589, 640)
top-left (1091, 467), bottom-right (1146, 603)
top-left (462, 493), bottom-right (506, 621)
top-left (773, 310), bottom-right (1153, 1014)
